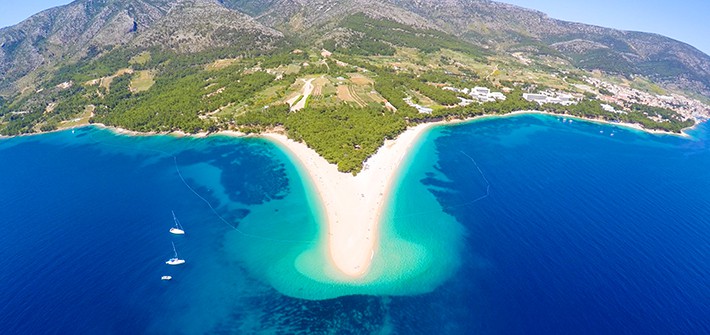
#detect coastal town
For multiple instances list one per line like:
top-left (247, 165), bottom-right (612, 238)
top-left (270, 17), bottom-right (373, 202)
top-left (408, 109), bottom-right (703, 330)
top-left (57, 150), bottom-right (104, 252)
top-left (584, 77), bottom-right (710, 122)
top-left (437, 74), bottom-right (710, 126)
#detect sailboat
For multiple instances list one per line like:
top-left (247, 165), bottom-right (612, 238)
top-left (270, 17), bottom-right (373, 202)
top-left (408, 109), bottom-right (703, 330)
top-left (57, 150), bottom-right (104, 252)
top-left (166, 242), bottom-right (186, 266)
top-left (169, 211), bottom-right (185, 235)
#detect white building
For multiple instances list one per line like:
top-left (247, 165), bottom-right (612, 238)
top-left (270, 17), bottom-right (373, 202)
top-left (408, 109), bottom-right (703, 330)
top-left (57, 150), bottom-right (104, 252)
top-left (524, 92), bottom-right (577, 106)
top-left (558, 94), bottom-right (573, 102)
top-left (523, 93), bottom-right (547, 102)
top-left (473, 87), bottom-right (491, 96)
top-left (601, 104), bottom-right (627, 114)
top-left (471, 87), bottom-right (506, 102)
top-left (489, 92), bottom-right (507, 101)
top-left (443, 86), bottom-right (507, 103)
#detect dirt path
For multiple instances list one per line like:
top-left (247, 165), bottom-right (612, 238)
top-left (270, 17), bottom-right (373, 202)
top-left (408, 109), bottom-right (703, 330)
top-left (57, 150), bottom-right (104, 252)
top-left (291, 78), bottom-right (315, 111)
top-left (486, 63), bottom-right (499, 81)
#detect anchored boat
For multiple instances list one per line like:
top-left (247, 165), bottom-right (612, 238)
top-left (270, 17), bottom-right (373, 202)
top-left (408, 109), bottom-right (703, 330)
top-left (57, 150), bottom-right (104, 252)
top-left (166, 242), bottom-right (185, 266)
top-left (169, 211), bottom-right (185, 235)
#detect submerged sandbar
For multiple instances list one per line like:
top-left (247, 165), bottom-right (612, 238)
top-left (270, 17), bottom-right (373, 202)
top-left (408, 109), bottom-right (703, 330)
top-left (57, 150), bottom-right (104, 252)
top-left (262, 123), bottom-right (435, 278)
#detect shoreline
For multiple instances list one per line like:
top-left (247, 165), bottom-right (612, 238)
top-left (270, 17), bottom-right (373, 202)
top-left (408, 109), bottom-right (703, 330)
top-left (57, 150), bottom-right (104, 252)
top-left (0, 110), bottom-right (698, 141)
top-left (262, 123), bottom-right (437, 278)
top-left (500, 110), bottom-right (697, 138)
top-left (1, 111), bottom-right (702, 277)
top-left (407, 110), bottom-right (697, 138)
top-left (218, 112), bottom-right (700, 278)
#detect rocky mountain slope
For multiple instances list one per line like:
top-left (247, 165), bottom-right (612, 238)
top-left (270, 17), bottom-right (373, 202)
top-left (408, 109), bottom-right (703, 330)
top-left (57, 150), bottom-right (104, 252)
top-left (226, 0), bottom-right (710, 97)
top-left (0, 0), bottom-right (280, 94)
top-left (130, 0), bottom-right (282, 53)
top-left (2, 0), bottom-right (710, 98)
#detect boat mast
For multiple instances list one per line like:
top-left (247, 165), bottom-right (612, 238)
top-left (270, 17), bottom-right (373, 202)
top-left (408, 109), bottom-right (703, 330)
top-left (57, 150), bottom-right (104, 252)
top-left (172, 210), bottom-right (182, 229)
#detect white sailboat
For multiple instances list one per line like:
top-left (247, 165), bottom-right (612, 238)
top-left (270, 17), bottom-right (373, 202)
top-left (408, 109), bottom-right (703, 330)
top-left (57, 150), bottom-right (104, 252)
top-left (166, 242), bottom-right (186, 266)
top-left (169, 211), bottom-right (185, 235)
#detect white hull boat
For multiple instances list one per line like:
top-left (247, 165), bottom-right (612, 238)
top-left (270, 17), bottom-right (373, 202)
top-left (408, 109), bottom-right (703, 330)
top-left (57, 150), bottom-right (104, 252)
top-left (170, 211), bottom-right (186, 235)
top-left (166, 242), bottom-right (185, 266)
top-left (166, 258), bottom-right (185, 265)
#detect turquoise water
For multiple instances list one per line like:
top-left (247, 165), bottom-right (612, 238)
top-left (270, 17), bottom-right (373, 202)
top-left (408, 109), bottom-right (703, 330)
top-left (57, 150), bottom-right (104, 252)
top-left (1, 115), bottom-right (709, 333)
top-left (228, 136), bottom-right (463, 300)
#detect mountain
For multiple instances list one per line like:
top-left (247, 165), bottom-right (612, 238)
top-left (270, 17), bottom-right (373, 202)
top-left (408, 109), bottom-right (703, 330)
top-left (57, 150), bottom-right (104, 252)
top-left (130, 0), bottom-right (282, 53)
top-left (223, 0), bottom-right (710, 97)
top-left (3, 0), bottom-right (710, 97)
top-left (0, 0), bottom-right (281, 94)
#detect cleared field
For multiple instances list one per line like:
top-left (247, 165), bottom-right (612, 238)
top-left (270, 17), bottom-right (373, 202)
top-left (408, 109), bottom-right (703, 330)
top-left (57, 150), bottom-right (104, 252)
top-left (91, 68), bottom-right (134, 90)
top-left (336, 84), bottom-right (384, 107)
top-left (395, 47), bottom-right (424, 61)
top-left (311, 76), bottom-right (330, 97)
top-left (280, 74), bottom-right (384, 108)
top-left (410, 90), bottom-right (437, 108)
top-left (216, 80), bottom-right (295, 118)
top-left (309, 77), bottom-right (338, 107)
top-left (349, 73), bottom-right (373, 86)
top-left (258, 83), bottom-right (291, 104)
top-left (366, 89), bottom-right (386, 104)
top-left (345, 73), bottom-right (384, 106)
top-left (129, 51), bottom-right (151, 65)
top-left (312, 84), bottom-right (323, 97)
top-left (59, 105), bottom-right (94, 129)
top-left (337, 85), bottom-right (359, 105)
top-left (129, 70), bottom-right (155, 92)
top-left (283, 64), bottom-right (301, 75)
top-left (283, 79), bottom-right (306, 104)
top-left (100, 76), bottom-right (113, 89)
top-left (351, 86), bottom-right (369, 107)
top-left (206, 58), bottom-right (238, 70)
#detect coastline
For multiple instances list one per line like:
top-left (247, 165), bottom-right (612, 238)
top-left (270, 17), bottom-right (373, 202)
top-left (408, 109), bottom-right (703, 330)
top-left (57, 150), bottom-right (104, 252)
top-left (0, 110), bottom-right (697, 141)
top-left (1, 109), bottom-right (698, 141)
top-left (261, 123), bottom-right (437, 278)
top-left (410, 110), bottom-right (696, 138)
top-left (1, 111), bottom-right (701, 278)
top-left (499, 110), bottom-right (697, 138)
top-left (251, 112), bottom-right (699, 278)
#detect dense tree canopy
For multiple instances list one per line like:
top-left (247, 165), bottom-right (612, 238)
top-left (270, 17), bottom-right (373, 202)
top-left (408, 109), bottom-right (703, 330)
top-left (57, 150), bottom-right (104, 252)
top-left (284, 105), bottom-right (407, 174)
top-left (0, 43), bottom-right (697, 171)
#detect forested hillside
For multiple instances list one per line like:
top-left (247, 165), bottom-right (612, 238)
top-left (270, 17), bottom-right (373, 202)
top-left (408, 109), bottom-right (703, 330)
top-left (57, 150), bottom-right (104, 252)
top-left (0, 0), bottom-right (708, 173)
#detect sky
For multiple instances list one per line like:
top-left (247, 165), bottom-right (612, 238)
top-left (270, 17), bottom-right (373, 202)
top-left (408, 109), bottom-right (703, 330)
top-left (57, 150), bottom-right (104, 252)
top-left (499, 0), bottom-right (710, 55)
top-left (2, 0), bottom-right (710, 55)
top-left (0, 0), bottom-right (72, 28)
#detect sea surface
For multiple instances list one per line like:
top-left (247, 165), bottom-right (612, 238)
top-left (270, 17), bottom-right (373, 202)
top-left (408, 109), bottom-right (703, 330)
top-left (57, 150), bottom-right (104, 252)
top-left (1, 114), bottom-right (709, 334)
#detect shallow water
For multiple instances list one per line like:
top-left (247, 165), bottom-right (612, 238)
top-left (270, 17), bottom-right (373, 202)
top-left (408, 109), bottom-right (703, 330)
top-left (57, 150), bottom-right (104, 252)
top-left (1, 115), bottom-right (709, 333)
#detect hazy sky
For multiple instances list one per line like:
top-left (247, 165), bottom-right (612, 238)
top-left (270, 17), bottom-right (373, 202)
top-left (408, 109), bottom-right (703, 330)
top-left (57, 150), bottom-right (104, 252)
top-left (2, 0), bottom-right (709, 55)
top-left (1, 0), bottom-right (72, 28)
top-left (498, 0), bottom-right (710, 55)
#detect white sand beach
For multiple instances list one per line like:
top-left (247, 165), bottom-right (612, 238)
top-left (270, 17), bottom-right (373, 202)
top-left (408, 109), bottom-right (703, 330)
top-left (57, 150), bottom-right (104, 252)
top-left (262, 123), bottom-right (435, 278)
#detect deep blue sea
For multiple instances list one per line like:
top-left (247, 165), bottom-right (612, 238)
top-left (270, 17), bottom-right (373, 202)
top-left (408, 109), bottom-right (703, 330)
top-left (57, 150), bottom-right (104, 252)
top-left (1, 115), bottom-right (709, 334)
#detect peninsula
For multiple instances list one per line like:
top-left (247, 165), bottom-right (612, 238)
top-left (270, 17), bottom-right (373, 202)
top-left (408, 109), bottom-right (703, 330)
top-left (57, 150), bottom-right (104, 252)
top-left (263, 123), bottom-right (434, 277)
top-left (3, 0), bottom-right (710, 281)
